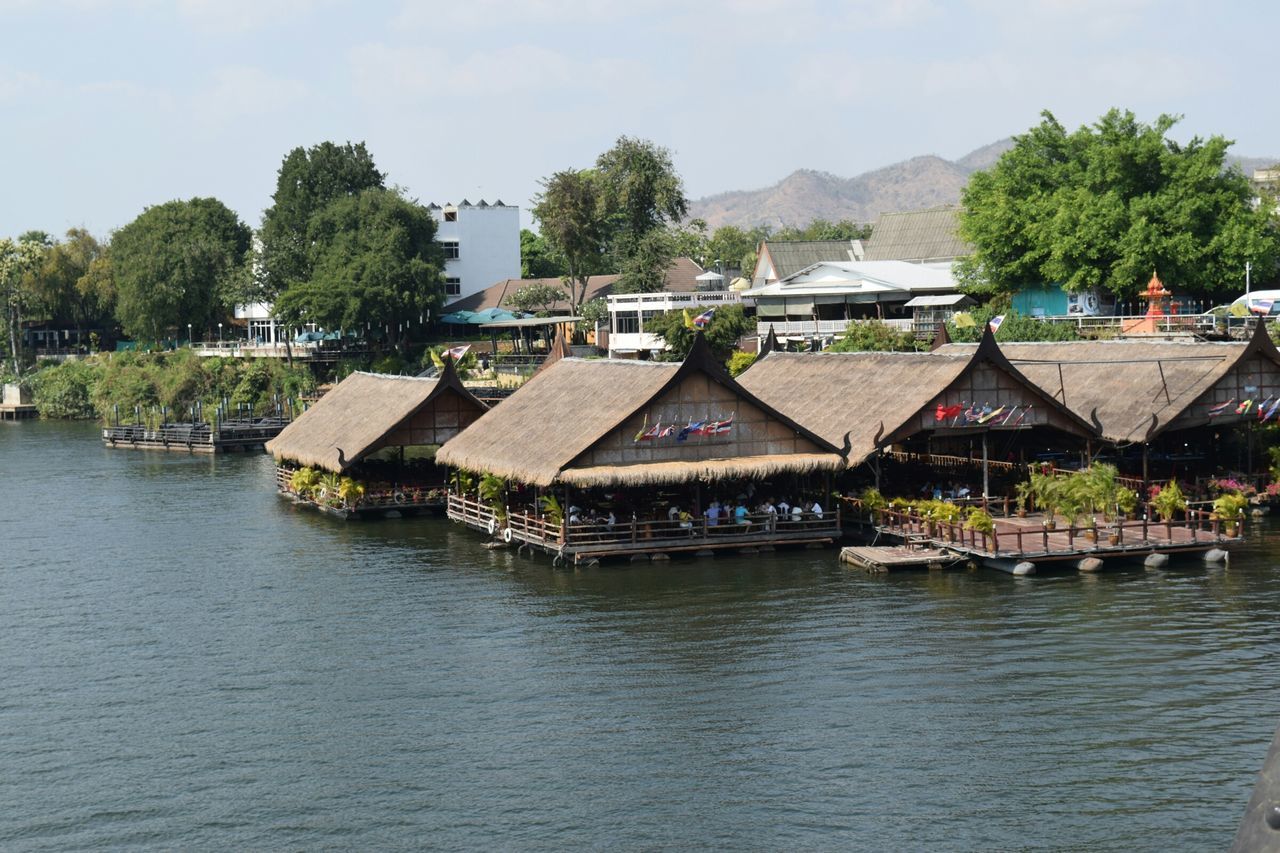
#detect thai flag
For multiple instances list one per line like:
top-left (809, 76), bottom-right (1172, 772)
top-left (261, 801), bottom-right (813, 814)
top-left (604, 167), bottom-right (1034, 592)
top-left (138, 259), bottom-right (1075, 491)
top-left (693, 307), bottom-right (716, 329)
top-left (444, 344), bottom-right (471, 361)
top-left (714, 416), bottom-right (733, 435)
top-left (988, 314), bottom-right (1005, 333)
top-left (1208, 399), bottom-right (1234, 417)
top-left (1249, 299), bottom-right (1274, 315)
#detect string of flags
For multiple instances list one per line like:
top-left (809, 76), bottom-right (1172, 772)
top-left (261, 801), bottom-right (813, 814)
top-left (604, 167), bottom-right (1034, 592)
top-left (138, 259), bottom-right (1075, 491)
top-left (634, 415), bottom-right (734, 443)
top-left (933, 402), bottom-right (1033, 428)
top-left (1208, 396), bottom-right (1280, 421)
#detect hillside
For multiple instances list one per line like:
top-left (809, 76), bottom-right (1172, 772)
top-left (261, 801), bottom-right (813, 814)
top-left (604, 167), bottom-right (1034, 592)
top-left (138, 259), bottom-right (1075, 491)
top-left (691, 139), bottom-right (1278, 230)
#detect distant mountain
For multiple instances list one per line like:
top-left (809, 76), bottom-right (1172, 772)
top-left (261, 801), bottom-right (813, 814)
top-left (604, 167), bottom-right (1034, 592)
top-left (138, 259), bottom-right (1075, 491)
top-left (690, 139), bottom-right (1279, 230)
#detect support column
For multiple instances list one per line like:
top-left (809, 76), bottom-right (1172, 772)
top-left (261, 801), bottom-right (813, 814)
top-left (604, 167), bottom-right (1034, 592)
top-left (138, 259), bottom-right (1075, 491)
top-left (982, 431), bottom-right (990, 499)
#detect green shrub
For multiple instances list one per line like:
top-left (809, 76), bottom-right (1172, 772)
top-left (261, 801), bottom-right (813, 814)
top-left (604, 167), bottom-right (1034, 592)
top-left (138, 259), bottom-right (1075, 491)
top-left (727, 351), bottom-right (757, 376)
top-left (29, 360), bottom-right (97, 418)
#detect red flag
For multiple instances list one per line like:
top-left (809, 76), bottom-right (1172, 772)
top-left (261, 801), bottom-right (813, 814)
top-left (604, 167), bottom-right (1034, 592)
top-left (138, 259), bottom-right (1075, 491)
top-left (936, 404), bottom-right (964, 421)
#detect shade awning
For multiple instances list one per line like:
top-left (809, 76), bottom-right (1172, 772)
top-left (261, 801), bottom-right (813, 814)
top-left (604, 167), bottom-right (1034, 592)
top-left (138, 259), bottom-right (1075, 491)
top-left (904, 294), bottom-right (973, 308)
top-left (557, 453), bottom-right (846, 488)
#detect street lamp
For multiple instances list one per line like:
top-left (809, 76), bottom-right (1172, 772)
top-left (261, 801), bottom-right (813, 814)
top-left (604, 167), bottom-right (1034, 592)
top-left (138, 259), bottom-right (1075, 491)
top-left (187, 323), bottom-right (192, 347)
top-left (218, 322), bottom-right (223, 344)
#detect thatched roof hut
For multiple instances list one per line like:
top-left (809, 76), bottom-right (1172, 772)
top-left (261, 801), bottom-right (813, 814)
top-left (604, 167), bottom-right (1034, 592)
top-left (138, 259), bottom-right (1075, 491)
top-left (739, 328), bottom-right (1094, 466)
top-left (266, 359), bottom-right (487, 473)
top-left (935, 321), bottom-right (1280, 443)
top-left (436, 333), bottom-right (845, 487)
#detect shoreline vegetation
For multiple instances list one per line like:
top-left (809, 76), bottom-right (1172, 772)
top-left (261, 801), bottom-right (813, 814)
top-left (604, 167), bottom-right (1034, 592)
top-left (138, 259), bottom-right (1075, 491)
top-left (15, 350), bottom-right (316, 422)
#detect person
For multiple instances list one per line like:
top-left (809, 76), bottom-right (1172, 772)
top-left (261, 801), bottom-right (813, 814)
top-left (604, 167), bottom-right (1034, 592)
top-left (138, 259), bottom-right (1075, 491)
top-left (956, 483), bottom-right (971, 499)
top-left (777, 498), bottom-right (791, 516)
top-left (791, 503), bottom-right (803, 522)
top-left (678, 510), bottom-right (693, 530)
top-left (606, 510), bottom-right (617, 531)
top-left (810, 500), bottom-right (824, 519)
top-left (568, 505), bottom-right (582, 524)
top-left (667, 504), bottom-right (681, 523)
top-left (706, 501), bottom-right (721, 527)
top-left (734, 502), bottom-right (750, 527)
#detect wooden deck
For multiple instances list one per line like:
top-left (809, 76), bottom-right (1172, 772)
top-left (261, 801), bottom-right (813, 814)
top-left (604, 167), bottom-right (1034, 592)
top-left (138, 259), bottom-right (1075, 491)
top-left (839, 545), bottom-right (965, 573)
top-left (875, 508), bottom-right (1240, 573)
top-left (273, 467), bottom-right (446, 518)
top-left (103, 417), bottom-right (290, 453)
top-left (0, 403), bottom-right (38, 420)
top-left (447, 493), bottom-right (841, 565)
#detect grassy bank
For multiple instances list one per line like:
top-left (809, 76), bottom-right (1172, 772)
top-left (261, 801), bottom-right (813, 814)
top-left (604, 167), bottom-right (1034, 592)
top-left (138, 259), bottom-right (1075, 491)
top-left (21, 350), bottom-right (317, 420)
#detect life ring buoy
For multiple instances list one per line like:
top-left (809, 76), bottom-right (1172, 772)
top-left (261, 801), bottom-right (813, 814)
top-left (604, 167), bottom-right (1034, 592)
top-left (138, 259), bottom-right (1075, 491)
top-left (487, 517), bottom-right (497, 535)
top-left (393, 490), bottom-right (406, 505)
top-left (502, 527), bottom-right (514, 543)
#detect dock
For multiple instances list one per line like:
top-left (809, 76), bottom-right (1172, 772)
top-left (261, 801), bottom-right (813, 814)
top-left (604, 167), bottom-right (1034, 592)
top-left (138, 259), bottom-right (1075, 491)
top-left (874, 508), bottom-right (1238, 574)
top-left (839, 545), bottom-right (965, 573)
top-left (102, 417), bottom-right (290, 453)
top-left (0, 402), bottom-right (38, 420)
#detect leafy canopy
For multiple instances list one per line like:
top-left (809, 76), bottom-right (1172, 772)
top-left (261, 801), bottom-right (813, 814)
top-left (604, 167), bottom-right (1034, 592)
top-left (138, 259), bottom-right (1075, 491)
top-left (957, 109), bottom-right (1280, 299)
top-left (828, 320), bottom-right (920, 352)
top-left (111, 197), bottom-right (251, 341)
top-left (642, 303), bottom-right (752, 363)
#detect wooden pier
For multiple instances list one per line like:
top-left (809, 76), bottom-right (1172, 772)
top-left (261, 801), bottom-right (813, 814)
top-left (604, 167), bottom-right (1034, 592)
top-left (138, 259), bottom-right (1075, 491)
top-left (0, 402), bottom-right (38, 420)
top-left (102, 417), bottom-right (290, 453)
top-left (874, 508), bottom-right (1239, 575)
top-left (448, 493), bottom-right (841, 566)
top-left (839, 545), bottom-right (965, 573)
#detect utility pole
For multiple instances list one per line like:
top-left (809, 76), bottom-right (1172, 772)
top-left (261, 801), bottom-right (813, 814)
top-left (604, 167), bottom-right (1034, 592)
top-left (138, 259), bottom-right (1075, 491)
top-left (1246, 261), bottom-right (1252, 296)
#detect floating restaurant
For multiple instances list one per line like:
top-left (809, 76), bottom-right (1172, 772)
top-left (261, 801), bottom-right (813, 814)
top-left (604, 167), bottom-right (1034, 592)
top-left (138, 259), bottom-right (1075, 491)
top-left (266, 359), bottom-right (488, 518)
top-left (436, 333), bottom-right (847, 564)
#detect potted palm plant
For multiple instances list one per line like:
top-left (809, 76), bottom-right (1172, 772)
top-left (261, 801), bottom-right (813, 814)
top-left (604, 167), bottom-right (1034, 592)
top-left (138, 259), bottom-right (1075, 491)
top-left (1213, 491), bottom-right (1248, 536)
top-left (1014, 480), bottom-right (1034, 518)
top-left (1151, 481), bottom-right (1187, 522)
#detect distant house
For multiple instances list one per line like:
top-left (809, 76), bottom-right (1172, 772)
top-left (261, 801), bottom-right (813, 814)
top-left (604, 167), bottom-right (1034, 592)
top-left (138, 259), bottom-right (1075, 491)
top-left (751, 239), bottom-right (863, 287)
top-left (744, 260), bottom-right (959, 342)
top-left (453, 257), bottom-right (706, 316)
top-left (861, 206), bottom-right (971, 268)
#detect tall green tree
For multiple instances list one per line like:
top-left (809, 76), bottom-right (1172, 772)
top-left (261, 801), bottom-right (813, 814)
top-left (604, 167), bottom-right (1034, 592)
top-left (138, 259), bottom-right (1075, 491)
top-left (641, 303), bottom-right (752, 362)
top-left (253, 141), bottom-right (385, 316)
top-left (597, 136), bottom-right (688, 293)
top-left (519, 228), bottom-right (565, 279)
top-left (957, 109), bottom-right (1280, 299)
top-left (29, 229), bottom-right (113, 337)
top-left (505, 281), bottom-right (564, 314)
top-left (0, 233), bottom-right (51, 374)
top-left (273, 188), bottom-right (443, 351)
top-left (531, 168), bottom-right (611, 313)
top-left (112, 198), bottom-right (251, 341)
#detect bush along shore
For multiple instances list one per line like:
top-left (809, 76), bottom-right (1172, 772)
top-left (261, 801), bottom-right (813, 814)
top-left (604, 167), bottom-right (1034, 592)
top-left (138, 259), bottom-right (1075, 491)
top-left (14, 350), bottom-right (317, 421)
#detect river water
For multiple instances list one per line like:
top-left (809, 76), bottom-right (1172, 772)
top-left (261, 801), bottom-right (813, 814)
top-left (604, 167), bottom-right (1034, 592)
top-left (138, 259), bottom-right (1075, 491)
top-left (2, 420), bottom-right (1277, 850)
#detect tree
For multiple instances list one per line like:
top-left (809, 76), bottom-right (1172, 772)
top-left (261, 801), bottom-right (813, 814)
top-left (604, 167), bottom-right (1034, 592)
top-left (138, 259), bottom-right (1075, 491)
top-left (706, 224), bottom-right (770, 277)
top-left (531, 168), bottom-right (611, 314)
top-left (641, 303), bottom-right (752, 363)
top-left (595, 135), bottom-right (687, 239)
top-left (273, 188), bottom-right (443, 351)
top-left (0, 233), bottom-right (50, 374)
top-left (771, 219), bottom-right (871, 242)
top-left (112, 198), bottom-right (252, 341)
top-left (828, 320), bottom-right (920, 352)
top-left (519, 228), bottom-right (565, 279)
top-left (957, 109), bottom-right (1280, 299)
top-left (613, 228), bottom-right (676, 294)
top-left (505, 282), bottom-right (563, 314)
top-left (28, 229), bottom-right (113, 338)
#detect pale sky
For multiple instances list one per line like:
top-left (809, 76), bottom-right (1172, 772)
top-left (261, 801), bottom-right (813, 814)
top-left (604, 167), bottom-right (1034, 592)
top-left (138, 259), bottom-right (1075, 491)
top-left (3, 0), bottom-right (1277, 239)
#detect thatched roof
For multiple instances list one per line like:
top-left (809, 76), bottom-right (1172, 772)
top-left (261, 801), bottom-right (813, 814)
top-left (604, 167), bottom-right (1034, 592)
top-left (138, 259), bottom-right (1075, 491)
top-left (739, 328), bottom-right (1094, 466)
top-left (533, 324), bottom-right (573, 377)
top-left (266, 360), bottom-right (487, 472)
top-left (436, 333), bottom-right (844, 487)
top-left (935, 322), bottom-right (1280, 442)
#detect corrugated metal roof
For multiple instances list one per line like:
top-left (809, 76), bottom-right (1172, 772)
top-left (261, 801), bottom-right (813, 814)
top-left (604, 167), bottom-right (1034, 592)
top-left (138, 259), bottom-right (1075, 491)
top-left (762, 240), bottom-right (859, 280)
top-left (863, 207), bottom-right (971, 262)
top-left (904, 294), bottom-right (973, 307)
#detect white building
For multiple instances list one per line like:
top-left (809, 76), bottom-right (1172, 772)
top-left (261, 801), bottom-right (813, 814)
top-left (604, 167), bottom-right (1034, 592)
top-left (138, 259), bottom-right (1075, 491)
top-left (428, 200), bottom-right (521, 306)
top-left (607, 290), bottom-right (747, 358)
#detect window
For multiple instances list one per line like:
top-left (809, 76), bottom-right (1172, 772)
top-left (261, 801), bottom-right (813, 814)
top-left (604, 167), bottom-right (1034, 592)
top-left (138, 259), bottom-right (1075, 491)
top-left (442, 240), bottom-right (460, 260)
top-left (614, 312), bottom-right (640, 334)
top-left (443, 210), bottom-right (457, 222)
top-left (445, 277), bottom-right (461, 296)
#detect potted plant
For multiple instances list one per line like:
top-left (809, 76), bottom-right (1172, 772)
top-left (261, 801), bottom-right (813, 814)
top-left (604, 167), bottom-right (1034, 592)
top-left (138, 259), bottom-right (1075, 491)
top-left (1014, 480), bottom-right (1034, 518)
top-left (338, 476), bottom-right (365, 509)
top-left (965, 507), bottom-right (995, 539)
top-left (1213, 491), bottom-right (1248, 536)
top-left (1116, 487), bottom-right (1138, 520)
top-left (1031, 472), bottom-right (1061, 529)
top-left (1151, 481), bottom-right (1187, 522)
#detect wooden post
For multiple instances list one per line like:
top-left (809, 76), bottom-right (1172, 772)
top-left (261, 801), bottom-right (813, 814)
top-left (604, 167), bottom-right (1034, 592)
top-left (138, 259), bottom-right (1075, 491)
top-left (982, 431), bottom-right (990, 499)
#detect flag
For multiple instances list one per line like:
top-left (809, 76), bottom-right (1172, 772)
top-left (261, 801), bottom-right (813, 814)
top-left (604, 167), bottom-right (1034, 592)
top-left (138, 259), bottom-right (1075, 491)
top-left (977, 405), bottom-right (1007, 424)
top-left (677, 421), bottom-right (704, 442)
top-left (444, 344), bottom-right (471, 361)
top-left (998, 406), bottom-right (1020, 426)
top-left (1237, 399), bottom-right (1253, 415)
top-left (682, 308), bottom-right (697, 330)
top-left (936, 403), bottom-right (964, 421)
top-left (1264, 398), bottom-right (1280, 422)
top-left (1250, 299), bottom-right (1274, 316)
top-left (714, 416), bottom-right (734, 435)
top-left (964, 405), bottom-right (981, 423)
top-left (988, 314), bottom-right (1005, 333)
top-left (1008, 406), bottom-right (1032, 428)
top-left (1207, 399), bottom-right (1234, 417)
top-left (1260, 397), bottom-right (1274, 421)
top-left (952, 312), bottom-right (976, 329)
top-left (693, 307), bottom-right (716, 329)
top-left (635, 423), bottom-right (661, 441)
top-left (658, 424), bottom-right (676, 438)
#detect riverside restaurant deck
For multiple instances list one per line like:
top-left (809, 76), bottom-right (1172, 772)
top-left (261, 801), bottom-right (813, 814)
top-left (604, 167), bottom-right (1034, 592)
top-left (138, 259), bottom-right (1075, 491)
top-left (102, 415), bottom-right (290, 453)
top-left (436, 332), bottom-right (848, 564)
top-left (872, 506), bottom-right (1238, 574)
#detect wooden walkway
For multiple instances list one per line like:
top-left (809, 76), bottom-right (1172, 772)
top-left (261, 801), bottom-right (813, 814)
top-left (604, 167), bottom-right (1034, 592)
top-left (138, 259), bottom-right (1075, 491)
top-left (103, 417), bottom-right (290, 453)
top-left (0, 403), bottom-right (38, 420)
top-left (839, 545), bottom-right (964, 573)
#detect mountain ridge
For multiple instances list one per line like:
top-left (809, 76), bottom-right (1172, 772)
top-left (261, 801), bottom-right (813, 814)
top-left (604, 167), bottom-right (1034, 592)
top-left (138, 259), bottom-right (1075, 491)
top-left (690, 139), bottom-right (1278, 230)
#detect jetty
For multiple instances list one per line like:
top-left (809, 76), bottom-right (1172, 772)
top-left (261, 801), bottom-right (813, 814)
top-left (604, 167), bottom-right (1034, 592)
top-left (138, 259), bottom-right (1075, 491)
top-left (873, 507), bottom-right (1238, 574)
top-left (102, 416), bottom-right (290, 453)
top-left (839, 544), bottom-right (964, 572)
top-left (1, 383), bottom-right (37, 420)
